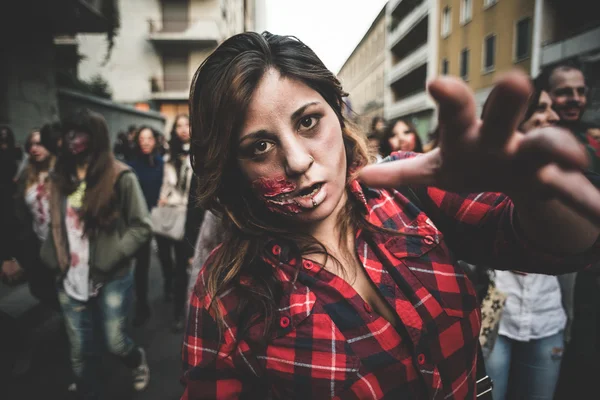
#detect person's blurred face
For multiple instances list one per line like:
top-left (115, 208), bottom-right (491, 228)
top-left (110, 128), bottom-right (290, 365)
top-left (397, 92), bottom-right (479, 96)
top-left (175, 116), bottom-right (190, 143)
top-left (138, 128), bottom-right (156, 155)
top-left (388, 121), bottom-right (416, 152)
top-left (28, 132), bottom-right (50, 162)
top-left (521, 91), bottom-right (559, 133)
top-left (588, 127), bottom-right (600, 142)
top-left (548, 68), bottom-right (587, 122)
top-left (66, 130), bottom-right (91, 156)
top-left (374, 120), bottom-right (385, 133)
top-left (237, 69), bottom-right (347, 226)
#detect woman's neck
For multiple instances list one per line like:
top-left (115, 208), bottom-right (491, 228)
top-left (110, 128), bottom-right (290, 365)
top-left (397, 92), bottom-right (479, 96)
top-left (304, 190), bottom-right (356, 265)
top-left (76, 163), bottom-right (88, 181)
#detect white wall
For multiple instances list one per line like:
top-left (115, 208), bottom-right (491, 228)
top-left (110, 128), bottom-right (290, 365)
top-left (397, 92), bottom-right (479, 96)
top-left (77, 0), bottom-right (163, 104)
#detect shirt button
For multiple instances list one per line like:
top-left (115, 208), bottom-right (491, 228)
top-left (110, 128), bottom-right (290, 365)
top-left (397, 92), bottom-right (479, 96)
top-left (272, 245), bottom-right (281, 255)
top-left (417, 353), bottom-right (426, 365)
top-left (423, 236), bottom-right (434, 245)
top-left (279, 316), bottom-right (290, 328)
top-left (302, 259), bottom-right (314, 270)
top-left (364, 302), bottom-right (372, 313)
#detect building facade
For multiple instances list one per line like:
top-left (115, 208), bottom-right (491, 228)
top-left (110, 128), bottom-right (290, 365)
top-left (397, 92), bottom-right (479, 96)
top-left (76, 0), bottom-right (257, 131)
top-left (437, 0), bottom-right (535, 116)
top-left (337, 6), bottom-right (387, 135)
top-left (0, 0), bottom-right (116, 144)
top-left (385, 0), bottom-right (439, 143)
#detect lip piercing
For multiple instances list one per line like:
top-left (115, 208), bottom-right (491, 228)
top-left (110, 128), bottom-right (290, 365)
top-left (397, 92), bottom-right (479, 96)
top-left (311, 196), bottom-right (317, 208)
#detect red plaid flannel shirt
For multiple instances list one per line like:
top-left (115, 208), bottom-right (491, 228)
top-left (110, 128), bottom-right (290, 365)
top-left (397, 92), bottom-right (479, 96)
top-left (182, 152), bottom-right (600, 399)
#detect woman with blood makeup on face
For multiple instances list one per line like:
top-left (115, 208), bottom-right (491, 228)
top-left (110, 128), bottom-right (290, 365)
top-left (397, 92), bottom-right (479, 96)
top-left (5, 127), bottom-right (59, 305)
top-left (181, 32), bottom-right (600, 400)
top-left (40, 108), bottom-right (152, 397)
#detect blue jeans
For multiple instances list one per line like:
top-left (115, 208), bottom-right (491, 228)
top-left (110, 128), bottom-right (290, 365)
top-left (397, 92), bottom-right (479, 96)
top-left (58, 269), bottom-right (139, 399)
top-left (485, 331), bottom-right (564, 400)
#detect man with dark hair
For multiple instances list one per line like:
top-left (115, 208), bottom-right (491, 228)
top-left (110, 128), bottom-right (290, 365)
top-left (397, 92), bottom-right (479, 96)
top-left (542, 61), bottom-right (598, 172)
top-left (546, 61), bottom-right (600, 399)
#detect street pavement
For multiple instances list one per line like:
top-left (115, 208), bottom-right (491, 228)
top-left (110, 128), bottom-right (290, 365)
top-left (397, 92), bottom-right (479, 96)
top-left (3, 248), bottom-right (187, 400)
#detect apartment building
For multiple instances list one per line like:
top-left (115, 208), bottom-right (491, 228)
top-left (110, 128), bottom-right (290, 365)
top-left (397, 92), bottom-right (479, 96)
top-left (76, 0), bottom-right (257, 129)
top-left (385, 0), bottom-right (439, 142)
top-left (337, 5), bottom-right (387, 134)
top-left (437, 0), bottom-right (535, 115)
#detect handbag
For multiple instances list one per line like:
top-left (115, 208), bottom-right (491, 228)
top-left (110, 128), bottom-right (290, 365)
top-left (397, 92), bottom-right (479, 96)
top-left (479, 277), bottom-right (507, 357)
top-left (150, 205), bottom-right (186, 241)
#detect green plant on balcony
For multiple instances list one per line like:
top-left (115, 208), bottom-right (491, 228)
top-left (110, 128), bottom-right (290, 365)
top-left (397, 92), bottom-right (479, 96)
top-left (102, 0), bottom-right (120, 65)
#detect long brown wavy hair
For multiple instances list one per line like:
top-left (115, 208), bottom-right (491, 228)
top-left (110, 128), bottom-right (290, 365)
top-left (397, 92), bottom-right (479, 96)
top-left (54, 108), bottom-right (120, 235)
top-left (189, 32), bottom-right (379, 339)
top-left (23, 129), bottom-right (54, 190)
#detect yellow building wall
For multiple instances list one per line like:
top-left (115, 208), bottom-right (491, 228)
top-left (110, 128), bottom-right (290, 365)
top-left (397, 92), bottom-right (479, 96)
top-left (438, 0), bottom-right (534, 91)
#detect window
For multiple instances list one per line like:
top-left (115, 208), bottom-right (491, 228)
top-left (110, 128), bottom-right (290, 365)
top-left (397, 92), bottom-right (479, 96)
top-left (515, 17), bottom-right (532, 61)
top-left (441, 58), bottom-right (449, 75)
top-left (441, 7), bottom-right (452, 38)
top-left (483, 34), bottom-right (496, 72)
top-left (484, 0), bottom-right (497, 8)
top-left (460, 0), bottom-right (472, 24)
top-left (460, 48), bottom-right (470, 80)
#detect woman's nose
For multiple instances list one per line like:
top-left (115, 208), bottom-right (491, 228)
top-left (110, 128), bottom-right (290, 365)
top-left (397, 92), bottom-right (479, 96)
top-left (282, 143), bottom-right (314, 177)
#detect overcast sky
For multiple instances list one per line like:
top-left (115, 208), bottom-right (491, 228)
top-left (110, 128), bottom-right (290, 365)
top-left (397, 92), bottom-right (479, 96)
top-left (263, 0), bottom-right (388, 74)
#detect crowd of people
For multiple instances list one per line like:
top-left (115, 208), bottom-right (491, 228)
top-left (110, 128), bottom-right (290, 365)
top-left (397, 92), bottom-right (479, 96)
top-left (0, 111), bottom-right (204, 399)
top-left (0, 30), bottom-right (599, 400)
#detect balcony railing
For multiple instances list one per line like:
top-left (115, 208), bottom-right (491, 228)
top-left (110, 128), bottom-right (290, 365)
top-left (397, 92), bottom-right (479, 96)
top-left (389, 1), bottom-right (429, 49)
top-left (150, 76), bottom-right (190, 100)
top-left (385, 91), bottom-right (433, 120)
top-left (387, 44), bottom-right (428, 85)
top-left (541, 25), bottom-right (600, 66)
top-left (147, 18), bottom-right (223, 48)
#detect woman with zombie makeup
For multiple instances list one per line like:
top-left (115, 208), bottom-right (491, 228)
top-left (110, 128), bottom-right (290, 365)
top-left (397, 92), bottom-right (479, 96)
top-left (379, 119), bottom-right (424, 157)
top-left (6, 127), bottom-right (60, 305)
top-left (181, 32), bottom-right (600, 399)
top-left (128, 126), bottom-right (165, 326)
top-left (155, 114), bottom-right (194, 332)
top-left (40, 108), bottom-right (151, 398)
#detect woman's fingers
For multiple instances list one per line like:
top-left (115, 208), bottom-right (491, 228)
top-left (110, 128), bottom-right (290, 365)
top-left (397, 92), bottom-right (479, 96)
top-left (358, 151), bottom-right (440, 188)
top-left (538, 165), bottom-right (600, 227)
top-left (480, 71), bottom-right (532, 148)
top-left (427, 76), bottom-right (478, 146)
top-left (518, 127), bottom-right (590, 171)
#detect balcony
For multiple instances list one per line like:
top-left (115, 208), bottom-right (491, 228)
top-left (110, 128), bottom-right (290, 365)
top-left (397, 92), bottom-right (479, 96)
top-left (147, 18), bottom-right (223, 49)
top-left (385, 91), bottom-right (433, 120)
top-left (389, 0), bottom-right (425, 26)
top-left (541, 25), bottom-right (600, 65)
top-left (389, 1), bottom-right (429, 49)
top-left (387, 44), bottom-right (428, 85)
top-left (150, 76), bottom-right (190, 101)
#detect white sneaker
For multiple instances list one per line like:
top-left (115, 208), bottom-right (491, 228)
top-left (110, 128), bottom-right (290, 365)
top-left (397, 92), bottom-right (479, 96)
top-left (133, 348), bottom-right (150, 391)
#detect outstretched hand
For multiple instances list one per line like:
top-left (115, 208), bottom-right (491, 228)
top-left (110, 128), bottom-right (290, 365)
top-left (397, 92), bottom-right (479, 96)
top-left (358, 70), bottom-right (600, 226)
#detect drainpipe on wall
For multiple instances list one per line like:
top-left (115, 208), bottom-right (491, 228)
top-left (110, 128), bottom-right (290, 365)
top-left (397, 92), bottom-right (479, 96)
top-left (531, 0), bottom-right (544, 76)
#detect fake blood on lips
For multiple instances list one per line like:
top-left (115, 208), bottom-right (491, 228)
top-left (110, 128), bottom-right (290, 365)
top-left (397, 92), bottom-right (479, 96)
top-left (252, 176), bottom-right (302, 215)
